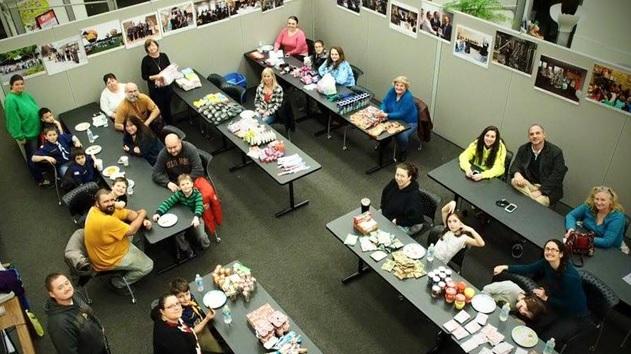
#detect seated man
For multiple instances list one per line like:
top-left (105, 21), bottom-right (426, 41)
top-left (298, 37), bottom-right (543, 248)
top-left (114, 82), bottom-right (163, 135)
top-left (152, 134), bottom-right (204, 192)
top-left (31, 126), bottom-right (81, 178)
top-left (84, 189), bottom-right (153, 290)
top-left (509, 124), bottom-right (567, 207)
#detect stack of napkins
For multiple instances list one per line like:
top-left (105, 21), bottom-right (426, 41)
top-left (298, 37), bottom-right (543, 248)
top-left (176, 68), bottom-right (201, 91)
top-left (92, 113), bottom-right (108, 127)
top-left (480, 324), bottom-right (505, 346)
top-left (381, 251), bottom-right (425, 280)
top-left (277, 154), bottom-right (309, 176)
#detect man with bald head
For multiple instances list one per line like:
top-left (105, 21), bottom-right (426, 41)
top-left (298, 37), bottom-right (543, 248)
top-left (152, 133), bottom-right (204, 192)
top-left (114, 82), bottom-right (162, 134)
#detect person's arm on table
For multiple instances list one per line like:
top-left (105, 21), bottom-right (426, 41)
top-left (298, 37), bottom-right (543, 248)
top-left (479, 142), bottom-right (506, 180)
top-left (508, 259), bottom-right (546, 277)
top-left (458, 141), bottom-right (476, 177)
top-left (114, 106), bottom-right (125, 131)
top-left (273, 28), bottom-right (286, 51)
top-left (144, 99), bottom-right (161, 127)
top-left (124, 209), bottom-right (147, 236)
top-left (564, 204), bottom-right (586, 237)
top-left (594, 212), bottom-right (625, 248)
top-left (193, 308), bottom-right (215, 334)
top-left (152, 150), bottom-right (171, 187)
top-left (154, 193), bottom-right (180, 220)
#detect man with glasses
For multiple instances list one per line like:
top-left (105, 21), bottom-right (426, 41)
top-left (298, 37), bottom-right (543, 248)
top-left (114, 82), bottom-right (163, 135)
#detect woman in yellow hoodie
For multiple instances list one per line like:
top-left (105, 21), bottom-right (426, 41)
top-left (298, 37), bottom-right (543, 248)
top-left (458, 125), bottom-right (506, 181)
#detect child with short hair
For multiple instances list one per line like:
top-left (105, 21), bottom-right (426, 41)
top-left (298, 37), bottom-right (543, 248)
top-left (38, 107), bottom-right (65, 146)
top-left (111, 177), bottom-right (128, 209)
top-left (31, 126), bottom-right (81, 178)
top-left (153, 174), bottom-right (211, 257)
top-left (61, 148), bottom-right (98, 191)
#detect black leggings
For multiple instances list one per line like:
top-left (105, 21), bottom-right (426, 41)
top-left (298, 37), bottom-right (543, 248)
top-left (150, 86), bottom-right (173, 125)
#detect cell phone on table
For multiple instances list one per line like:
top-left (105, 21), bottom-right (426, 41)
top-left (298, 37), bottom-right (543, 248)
top-left (504, 203), bottom-right (518, 213)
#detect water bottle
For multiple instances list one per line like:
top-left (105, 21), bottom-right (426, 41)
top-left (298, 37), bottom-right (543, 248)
top-left (426, 243), bottom-right (435, 262)
top-left (103, 116), bottom-right (109, 127)
top-left (543, 338), bottom-right (555, 354)
top-left (194, 274), bottom-right (204, 292)
top-left (222, 304), bottom-right (232, 326)
top-left (87, 128), bottom-right (95, 143)
top-left (499, 302), bottom-right (510, 322)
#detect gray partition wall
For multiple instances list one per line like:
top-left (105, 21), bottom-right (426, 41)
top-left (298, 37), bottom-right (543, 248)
top-left (0, 0), bottom-right (313, 113)
top-left (315, 1), bottom-right (631, 208)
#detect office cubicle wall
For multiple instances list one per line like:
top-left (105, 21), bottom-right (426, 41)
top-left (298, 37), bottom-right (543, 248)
top-left (0, 0), bottom-right (313, 113)
top-left (315, 0), bottom-right (631, 207)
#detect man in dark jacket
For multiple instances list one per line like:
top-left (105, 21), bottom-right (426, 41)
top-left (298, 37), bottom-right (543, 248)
top-left (509, 124), bottom-right (567, 206)
top-left (44, 272), bottom-right (109, 354)
top-left (152, 133), bottom-right (204, 192)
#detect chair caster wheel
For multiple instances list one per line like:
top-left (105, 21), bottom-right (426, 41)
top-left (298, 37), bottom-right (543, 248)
top-left (343, 146), bottom-right (347, 151)
top-left (327, 135), bottom-right (332, 139)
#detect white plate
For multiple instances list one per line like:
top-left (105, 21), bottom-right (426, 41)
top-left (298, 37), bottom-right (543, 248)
top-left (157, 213), bottom-right (178, 228)
top-left (471, 294), bottom-right (497, 314)
top-left (402, 243), bottom-right (426, 259)
top-left (127, 179), bottom-right (135, 188)
top-left (203, 290), bottom-right (227, 309)
top-left (102, 165), bottom-right (120, 177)
top-left (85, 145), bottom-right (102, 155)
top-left (109, 172), bottom-right (125, 180)
top-left (240, 110), bottom-right (256, 119)
top-left (511, 325), bottom-right (538, 348)
top-left (75, 122), bottom-right (91, 131)
top-left (260, 44), bottom-right (273, 52)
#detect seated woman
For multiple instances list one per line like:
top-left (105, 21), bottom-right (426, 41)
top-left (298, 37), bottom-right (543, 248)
top-left (565, 186), bottom-right (626, 250)
top-left (312, 40), bottom-right (328, 70)
top-left (318, 46), bottom-right (355, 87)
top-left (254, 68), bottom-right (284, 124)
top-left (274, 16), bottom-right (308, 58)
top-left (380, 162), bottom-right (424, 234)
top-left (377, 76), bottom-right (418, 162)
top-left (433, 200), bottom-right (485, 264)
top-left (458, 125), bottom-right (506, 181)
top-left (152, 293), bottom-right (215, 354)
top-left (100, 73), bottom-right (126, 119)
top-left (123, 116), bottom-right (164, 166)
top-left (494, 239), bottom-right (591, 343)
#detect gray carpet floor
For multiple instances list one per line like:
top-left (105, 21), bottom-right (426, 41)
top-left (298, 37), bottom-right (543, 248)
top-left (1, 104), bottom-right (629, 353)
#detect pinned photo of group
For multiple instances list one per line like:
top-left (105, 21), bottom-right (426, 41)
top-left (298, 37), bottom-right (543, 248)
top-left (337, 0), bottom-right (361, 15)
top-left (0, 45), bottom-right (46, 84)
top-left (453, 25), bottom-right (492, 68)
top-left (80, 20), bottom-right (124, 57)
top-left (40, 35), bottom-right (88, 76)
top-left (194, 0), bottom-right (231, 26)
top-left (158, 2), bottom-right (196, 36)
top-left (492, 31), bottom-right (538, 76)
top-left (419, 0), bottom-right (453, 42)
top-left (586, 64), bottom-right (631, 114)
top-left (121, 13), bottom-right (162, 48)
top-left (534, 55), bottom-right (587, 104)
top-left (389, 1), bottom-right (419, 39)
top-left (362, 0), bottom-right (387, 17)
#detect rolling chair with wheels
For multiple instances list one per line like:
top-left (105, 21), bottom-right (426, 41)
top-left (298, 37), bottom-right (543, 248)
top-left (221, 84), bottom-right (247, 104)
top-left (61, 181), bottom-right (99, 227)
top-left (207, 73), bottom-right (227, 88)
top-left (350, 64), bottom-right (363, 85)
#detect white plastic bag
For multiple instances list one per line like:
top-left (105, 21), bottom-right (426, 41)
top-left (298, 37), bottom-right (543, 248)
top-left (317, 73), bottom-right (337, 95)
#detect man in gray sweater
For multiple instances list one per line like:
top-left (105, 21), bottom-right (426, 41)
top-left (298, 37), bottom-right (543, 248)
top-left (152, 133), bottom-right (204, 192)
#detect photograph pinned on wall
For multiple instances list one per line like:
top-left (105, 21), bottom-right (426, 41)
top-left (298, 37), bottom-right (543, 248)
top-left (228, 0), bottom-right (261, 17)
top-left (419, 0), bottom-right (453, 43)
top-left (158, 2), bottom-right (196, 36)
top-left (0, 45), bottom-right (46, 84)
top-left (337, 0), bottom-right (361, 15)
top-left (492, 30), bottom-right (537, 76)
top-left (34, 9), bottom-right (59, 30)
top-left (80, 20), bottom-right (124, 57)
top-left (453, 25), bottom-right (492, 68)
top-left (534, 55), bottom-right (587, 104)
top-left (40, 35), bottom-right (88, 76)
top-left (194, 0), bottom-right (230, 26)
top-left (121, 13), bottom-right (162, 49)
top-left (262, 0), bottom-right (284, 13)
top-left (585, 64), bottom-right (631, 115)
top-left (389, 1), bottom-right (419, 39)
top-left (362, 0), bottom-right (387, 17)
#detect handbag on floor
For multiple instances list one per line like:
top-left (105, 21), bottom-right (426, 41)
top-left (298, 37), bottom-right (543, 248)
top-left (565, 230), bottom-right (595, 267)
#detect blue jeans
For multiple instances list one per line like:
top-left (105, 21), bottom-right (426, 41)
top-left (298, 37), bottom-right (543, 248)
top-left (111, 243), bottom-right (154, 287)
top-left (261, 114), bottom-right (276, 124)
top-left (395, 122), bottom-right (418, 152)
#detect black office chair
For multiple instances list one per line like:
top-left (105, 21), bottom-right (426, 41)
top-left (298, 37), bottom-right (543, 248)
top-left (350, 64), bottom-right (364, 85)
top-left (61, 182), bottom-right (99, 227)
top-left (207, 73), bottom-right (227, 88)
top-left (273, 95), bottom-right (295, 140)
top-left (426, 225), bottom-right (468, 274)
top-left (503, 150), bottom-right (514, 182)
top-left (162, 125), bottom-right (186, 140)
top-left (197, 149), bottom-right (221, 243)
top-left (411, 188), bottom-right (442, 237)
top-left (306, 38), bottom-right (315, 56)
top-left (221, 84), bottom-right (247, 105)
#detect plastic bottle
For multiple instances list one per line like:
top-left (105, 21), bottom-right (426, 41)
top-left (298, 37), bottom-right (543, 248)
top-left (103, 115), bottom-right (109, 127)
top-left (194, 274), bottom-right (204, 292)
top-left (222, 304), bottom-right (232, 326)
top-left (499, 302), bottom-right (510, 322)
top-left (87, 128), bottom-right (95, 143)
top-left (426, 243), bottom-right (435, 262)
top-left (543, 338), bottom-right (555, 354)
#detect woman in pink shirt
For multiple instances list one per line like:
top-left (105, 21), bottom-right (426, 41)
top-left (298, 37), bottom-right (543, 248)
top-left (274, 16), bottom-right (308, 57)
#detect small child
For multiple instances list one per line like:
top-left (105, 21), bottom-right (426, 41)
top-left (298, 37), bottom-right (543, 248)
top-left (111, 177), bottom-right (128, 209)
top-left (153, 174), bottom-right (211, 257)
top-left (31, 126), bottom-right (81, 178)
top-left (38, 108), bottom-right (65, 146)
top-left (61, 148), bottom-right (97, 191)
top-left (169, 278), bottom-right (223, 353)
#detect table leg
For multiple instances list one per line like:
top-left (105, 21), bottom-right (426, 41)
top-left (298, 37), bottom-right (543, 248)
top-left (341, 258), bottom-right (371, 284)
top-left (426, 330), bottom-right (449, 354)
top-left (275, 181), bottom-right (310, 217)
top-left (229, 152), bottom-right (253, 172)
top-left (211, 135), bottom-right (234, 155)
top-left (314, 112), bottom-right (343, 137)
top-left (365, 139), bottom-right (395, 174)
top-left (156, 235), bottom-right (198, 274)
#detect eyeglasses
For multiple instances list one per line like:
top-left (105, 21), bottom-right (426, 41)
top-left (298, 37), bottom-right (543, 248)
top-left (544, 247), bottom-right (560, 253)
top-left (164, 303), bottom-right (182, 310)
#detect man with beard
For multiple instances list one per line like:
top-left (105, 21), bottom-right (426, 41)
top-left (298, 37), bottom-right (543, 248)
top-left (114, 82), bottom-right (163, 135)
top-left (84, 189), bottom-right (153, 290)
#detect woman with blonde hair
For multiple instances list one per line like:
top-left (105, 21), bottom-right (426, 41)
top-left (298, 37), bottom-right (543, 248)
top-left (254, 67), bottom-right (284, 124)
top-left (565, 186), bottom-right (626, 249)
top-left (377, 75), bottom-right (418, 161)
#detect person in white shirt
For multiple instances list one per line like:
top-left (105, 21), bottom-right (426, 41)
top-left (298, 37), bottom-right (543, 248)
top-left (100, 73), bottom-right (126, 119)
top-left (433, 200), bottom-right (485, 264)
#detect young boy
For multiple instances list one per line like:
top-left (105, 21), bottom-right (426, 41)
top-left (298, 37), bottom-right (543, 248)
top-left (31, 126), bottom-right (81, 178)
top-left (153, 174), bottom-right (211, 257)
top-left (169, 278), bottom-right (223, 353)
top-left (61, 148), bottom-right (97, 191)
top-left (111, 177), bottom-right (128, 209)
top-left (38, 107), bottom-right (64, 146)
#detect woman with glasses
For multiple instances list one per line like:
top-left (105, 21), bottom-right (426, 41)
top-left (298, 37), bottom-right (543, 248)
top-left (565, 186), bottom-right (626, 250)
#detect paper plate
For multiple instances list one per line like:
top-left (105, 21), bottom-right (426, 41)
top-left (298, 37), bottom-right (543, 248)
top-left (157, 213), bottom-right (178, 228)
top-left (75, 122), bottom-right (91, 131)
top-left (85, 145), bottom-right (102, 155)
top-left (240, 110), bottom-right (256, 119)
top-left (402, 243), bottom-right (426, 259)
top-left (511, 326), bottom-right (538, 348)
top-left (127, 179), bottom-right (135, 188)
top-left (102, 165), bottom-right (120, 177)
top-left (471, 294), bottom-right (497, 314)
top-left (260, 44), bottom-right (273, 52)
top-left (203, 290), bottom-right (227, 309)
top-left (109, 172), bottom-right (125, 180)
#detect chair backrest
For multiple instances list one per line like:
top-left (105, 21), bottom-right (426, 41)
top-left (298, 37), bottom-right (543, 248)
top-left (196, 148), bottom-right (217, 191)
top-left (207, 73), bottom-right (227, 88)
top-left (418, 188), bottom-right (441, 224)
top-left (62, 182), bottom-right (99, 221)
top-left (162, 125), bottom-right (186, 140)
top-left (492, 271), bottom-right (539, 293)
top-left (222, 84), bottom-right (246, 104)
top-left (306, 38), bottom-right (315, 57)
top-left (503, 150), bottom-right (514, 182)
top-left (578, 270), bottom-right (618, 321)
top-left (350, 64), bottom-right (363, 84)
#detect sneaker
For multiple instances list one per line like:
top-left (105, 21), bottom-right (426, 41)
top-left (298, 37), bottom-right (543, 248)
top-left (215, 236), bottom-right (222, 243)
top-left (107, 278), bottom-right (131, 296)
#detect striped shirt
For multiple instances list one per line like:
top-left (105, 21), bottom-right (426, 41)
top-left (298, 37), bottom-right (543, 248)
top-left (156, 189), bottom-right (203, 217)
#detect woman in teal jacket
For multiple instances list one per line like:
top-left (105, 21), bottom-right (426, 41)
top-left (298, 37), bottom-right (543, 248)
top-left (318, 46), bottom-right (355, 87)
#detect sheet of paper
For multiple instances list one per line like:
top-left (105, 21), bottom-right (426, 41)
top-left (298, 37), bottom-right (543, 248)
top-left (370, 250), bottom-right (388, 262)
top-left (464, 320), bottom-right (481, 334)
top-left (344, 234), bottom-right (358, 246)
top-left (454, 310), bottom-right (471, 323)
top-left (359, 237), bottom-right (377, 252)
top-left (475, 313), bottom-right (488, 325)
top-left (453, 326), bottom-right (470, 340)
top-left (478, 348), bottom-right (493, 354)
top-left (492, 341), bottom-right (514, 354)
top-left (623, 272), bottom-right (631, 286)
top-left (460, 335), bottom-right (483, 353)
top-left (515, 348), bottom-right (528, 354)
top-left (443, 319), bottom-right (460, 332)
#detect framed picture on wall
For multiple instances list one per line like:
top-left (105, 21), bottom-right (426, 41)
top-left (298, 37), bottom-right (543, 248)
top-left (262, 0), bottom-right (284, 13)
top-left (158, 2), bottom-right (196, 36)
top-left (362, 0), bottom-right (388, 17)
top-left (453, 25), bottom-right (492, 68)
top-left (229, 0), bottom-right (261, 17)
top-left (389, 1), bottom-right (419, 39)
top-left (35, 9), bottom-right (58, 30)
top-left (121, 13), bottom-right (162, 49)
top-left (194, 0), bottom-right (230, 27)
top-left (0, 45), bottom-right (46, 84)
top-left (337, 0), bottom-right (360, 15)
top-left (585, 63), bottom-right (631, 115)
top-left (419, 0), bottom-right (453, 43)
top-left (80, 20), bottom-right (124, 57)
top-left (39, 35), bottom-right (89, 76)
top-left (492, 30), bottom-right (538, 76)
top-left (533, 55), bottom-right (587, 105)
